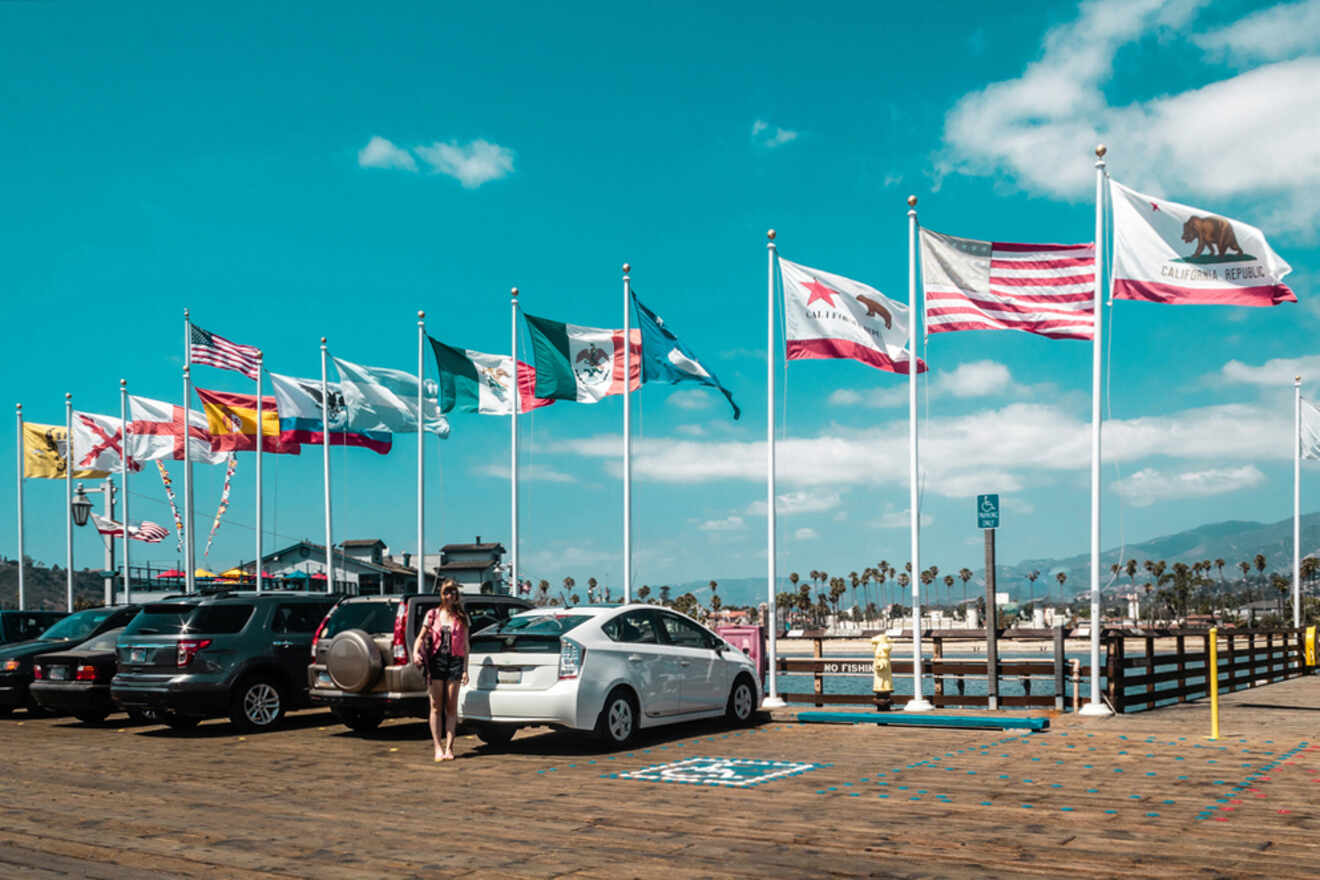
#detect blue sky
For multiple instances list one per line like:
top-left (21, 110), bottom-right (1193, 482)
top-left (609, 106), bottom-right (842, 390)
top-left (3, 0), bottom-right (1318, 594)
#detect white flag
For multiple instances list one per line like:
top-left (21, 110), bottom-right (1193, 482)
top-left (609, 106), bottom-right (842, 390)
top-left (779, 257), bottom-right (925, 374)
top-left (71, 411), bottom-right (141, 474)
top-left (333, 358), bottom-right (450, 436)
top-left (126, 396), bottom-right (228, 465)
top-left (1302, 398), bottom-right (1320, 461)
top-left (1110, 180), bottom-right (1296, 307)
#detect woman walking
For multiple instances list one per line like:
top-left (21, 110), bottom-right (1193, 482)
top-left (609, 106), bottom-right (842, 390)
top-left (413, 580), bottom-right (470, 761)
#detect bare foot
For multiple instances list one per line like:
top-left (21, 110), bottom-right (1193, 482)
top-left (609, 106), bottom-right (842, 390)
top-left (442, 752), bottom-right (455, 761)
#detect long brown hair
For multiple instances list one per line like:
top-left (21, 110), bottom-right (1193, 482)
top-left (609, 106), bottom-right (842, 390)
top-left (439, 579), bottom-right (469, 627)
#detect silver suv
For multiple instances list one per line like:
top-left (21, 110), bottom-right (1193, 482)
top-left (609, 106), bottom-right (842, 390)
top-left (307, 593), bottom-right (531, 733)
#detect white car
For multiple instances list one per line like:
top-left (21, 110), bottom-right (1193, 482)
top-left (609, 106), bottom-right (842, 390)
top-left (458, 604), bottom-right (761, 747)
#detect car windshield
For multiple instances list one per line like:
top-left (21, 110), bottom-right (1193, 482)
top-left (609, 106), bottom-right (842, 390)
top-left (75, 628), bottom-right (124, 652)
top-left (121, 604), bottom-right (199, 636)
top-left (489, 614), bottom-right (591, 636)
top-left (182, 603), bottom-right (255, 635)
top-left (37, 608), bottom-right (117, 643)
top-left (323, 601), bottom-right (399, 638)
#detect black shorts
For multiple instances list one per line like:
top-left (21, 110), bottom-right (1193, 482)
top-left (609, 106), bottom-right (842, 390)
top-left (428, 653), bottom-right (464, 682)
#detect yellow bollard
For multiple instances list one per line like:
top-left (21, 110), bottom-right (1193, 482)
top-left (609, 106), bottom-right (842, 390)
top-left (871, 634), bottom-right (894, 711)
top-left (1306, 626), bottom-right (1317, 668)
top-left (1208, 626), bottom-right (1219, 741)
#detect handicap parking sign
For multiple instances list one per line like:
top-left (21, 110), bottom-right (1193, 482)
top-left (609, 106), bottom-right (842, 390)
top-left (977, 494), bottom-right (1000, 529)
top-left (609, 756), bottom-right (824, 788)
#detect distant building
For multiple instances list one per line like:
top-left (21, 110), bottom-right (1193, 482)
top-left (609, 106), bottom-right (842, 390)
top-left (423, 536), bottom-right (507, 595)
top-left (241, 539), bottom-right (434, 595)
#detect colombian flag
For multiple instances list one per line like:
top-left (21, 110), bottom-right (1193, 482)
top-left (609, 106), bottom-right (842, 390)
top-left (195, 387), bottom-right (300, 454)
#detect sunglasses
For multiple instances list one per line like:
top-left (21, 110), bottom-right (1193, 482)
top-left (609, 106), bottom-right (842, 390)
top-left (442, 588), bottom-right (459, 596)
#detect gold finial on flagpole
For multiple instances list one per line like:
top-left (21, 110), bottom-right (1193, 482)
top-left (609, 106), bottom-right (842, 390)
top-left (66, 392), bottom-right (72, 401)
top-left (907, 195), bottom-right (917, 207)
top-left (622, 263), bottom-right (630, 274)
top-left (511, 287), bottom-right (519, 299)
top-left (320, 337), bottom-right (326, 345)
top-left (418, 310), bottom-right (425, 319)
top-left (120, 379), bottom-right (126, 389)
top-left (766, 229), bottom-right (776, 241)
top-left (1096, 144), bottom-right (1107, 158)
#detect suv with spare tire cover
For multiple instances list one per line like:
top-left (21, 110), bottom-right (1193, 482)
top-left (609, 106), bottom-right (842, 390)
top-left (111, 591), bottom-right (338, 732)
top-left (308, 593), bottom-right (532, 732)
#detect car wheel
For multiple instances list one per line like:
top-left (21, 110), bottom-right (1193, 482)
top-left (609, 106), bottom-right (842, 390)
top-left (595, 687), bottom-right (639, 748)
top-left (332, 707), bottom-right (384, 733)
top-left (126, 709), bottom-right (159, 724)
top-left (230, 676), bottom-right (286, 732)
top-left (165, 713), bottom-right (200, 730)
top-left (74, 709), bottom-right (111, 725)
top-left (474, 723), bottom-right (517, 748)
top-left (726, 675), bottom-right (757, 726)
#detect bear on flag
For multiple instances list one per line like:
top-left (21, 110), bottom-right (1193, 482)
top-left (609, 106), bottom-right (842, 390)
top-left (1110, 180), bottom-right (1296, 307)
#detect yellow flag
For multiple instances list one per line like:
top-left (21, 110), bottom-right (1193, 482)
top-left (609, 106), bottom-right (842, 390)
top-left (23, 422), bottom-right (109, 479)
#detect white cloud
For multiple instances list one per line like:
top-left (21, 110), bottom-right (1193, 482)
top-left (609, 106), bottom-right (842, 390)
top-left (699, 515), bottom-right (745, 532)
top-left (832, 360), bottom-right (1037, 408)
top-left (746, 490), bottom-right (845, 516)
top-left (872, 510), bottom-right (935, 529)
top-left (358, 136), bottom-right (417, 172)
top-left (476, 463), bottom-right (574, 483)
top-left (1216, 355), bottom-right (1320, 388)
top-left (1111, 465), bottom-right (1266, 507)
top-left (752, 119), bottom-right (799, 148)
top-left (794, 527), bottom-right (819, 540)
top-left (675, 424), bottom-right (707, 437)
top-left (555, 399), bottom-right (1290, 498)
top-left (414, 139), bottom-right (515, 188)
top-left (1194, 0), bottom-right (1320, 64)
top-left (668, 389), bottom-right (714, 411)
top-left (940, 0), bottom-right (1320, 236)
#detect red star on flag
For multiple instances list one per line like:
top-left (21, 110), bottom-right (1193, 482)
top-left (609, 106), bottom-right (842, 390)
top-left (801, 278), bottom-right (839, 308)
top-left (1150, 202), bottom-right (1160, 212)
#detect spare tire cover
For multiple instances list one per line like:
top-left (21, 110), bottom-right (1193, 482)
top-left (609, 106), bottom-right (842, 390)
top-left (326, 629), bottom-right (384, 693)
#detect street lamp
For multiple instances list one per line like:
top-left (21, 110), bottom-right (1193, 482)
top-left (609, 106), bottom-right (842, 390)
top-left (70, 483), bottom-right (93, 527)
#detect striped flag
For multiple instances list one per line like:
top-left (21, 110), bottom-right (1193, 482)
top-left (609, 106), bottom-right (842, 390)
top-left (920, 229), bottom-right (1095, 340)
top-left (189, 323), bottom-right (262, 379)
top-left (91, 513), bottom-right (170, 543)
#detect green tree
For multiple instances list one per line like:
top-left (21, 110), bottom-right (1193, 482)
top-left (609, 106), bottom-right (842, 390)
top-left (638, 584), bottom-right (651, 603)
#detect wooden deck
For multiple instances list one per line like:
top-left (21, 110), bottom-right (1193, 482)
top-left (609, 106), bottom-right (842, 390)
top-left (2, 676), bottom-right (1318, 879)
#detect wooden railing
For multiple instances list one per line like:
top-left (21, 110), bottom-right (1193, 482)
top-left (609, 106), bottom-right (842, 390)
top-left (776, 628), bottom-right (1070, 711)
top-left (1103, 627), bottom-right (1312, 713)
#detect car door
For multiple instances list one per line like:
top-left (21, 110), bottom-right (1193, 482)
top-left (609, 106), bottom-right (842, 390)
top-left (272, 601), bottom-right (333, 702)
top-left (601, 609), bottom-right (680, 718)
top-left (656, 612), bottom-right (728, 713)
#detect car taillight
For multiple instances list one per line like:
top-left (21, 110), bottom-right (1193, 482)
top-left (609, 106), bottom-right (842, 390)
top-left (391, 601), bottom-right (408, 665)
top-left (32, 664), bottom-right (42, 679)
top-left (310, 611), bottom-right (332, 660)
top-left (177, 639), bottom-right (212, 667)
top-left (558, 637), bottom-right (585, 680)
top-left (75, 665), bottom-right (97, 681)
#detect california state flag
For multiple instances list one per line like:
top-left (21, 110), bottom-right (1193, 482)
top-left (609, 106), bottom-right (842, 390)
top-left (1110, 180), bottom-right (1296, 307)
top-left (779, 257), bottom-right (926, 374)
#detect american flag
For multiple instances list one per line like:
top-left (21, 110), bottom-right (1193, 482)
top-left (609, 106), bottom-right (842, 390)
top-left (920, 229), bottom-right (1095, 340)
top-left (91, 513), bottom-right (171, 543)
top-left (190, 324), bottom-right (262, 379)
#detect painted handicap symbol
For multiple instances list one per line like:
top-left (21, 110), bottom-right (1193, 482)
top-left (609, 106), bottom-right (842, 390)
top-left (612, 756), bottom-right (826, 788)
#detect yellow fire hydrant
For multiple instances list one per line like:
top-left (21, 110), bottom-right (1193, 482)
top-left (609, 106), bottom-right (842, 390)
top-left (871, 633), bottom-right (894, 711)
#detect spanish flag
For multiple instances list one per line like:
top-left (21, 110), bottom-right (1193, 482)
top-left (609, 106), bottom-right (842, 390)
top-left (194, 388), bottom-right (300, 454)
top-left (23, 422), bottom-right (109, 479)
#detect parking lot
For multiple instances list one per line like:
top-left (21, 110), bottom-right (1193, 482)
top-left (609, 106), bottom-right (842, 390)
top-left (2, 677), bottom-right (1318, 880)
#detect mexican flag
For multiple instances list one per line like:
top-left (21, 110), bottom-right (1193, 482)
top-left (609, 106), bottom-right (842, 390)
top-left (523, 313), bottom-right (641, 403)
top-left (428, 337), bottom-right (555, 415)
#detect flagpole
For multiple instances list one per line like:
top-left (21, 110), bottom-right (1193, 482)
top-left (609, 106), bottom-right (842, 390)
top-left (905, 196), bottom-right (932, 713)
top-left (764, 229), bottom-right (785, 709)
top-left (418, 310), bottom-right (427, 594)
top-left (510, 288), bottom-right (520, 598)
top-left (120, 379), bottom-right (131, 605)
top-left (255, 354), bottom-right (264, 593)
top-left (15, 403), bottom-right (25, 611)
top-left (622, 264), bottom-right (633, 604)
top-left (183, 309), bottom-right (196, 595)
top-left (1294, 375), bottom-right (1302, 628)
top-left (1081, 144), bottom-right (1112, 716)
top-left (65, 393), bottom-right (74, 612)
top-left (321, 338), bottom-right (334, 594)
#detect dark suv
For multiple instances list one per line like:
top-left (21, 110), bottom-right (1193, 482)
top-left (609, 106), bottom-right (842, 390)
top-left (308, 593), bottom-right (531, 732)
top-left (112, 591), bottom-right (338, 732)
top-left (0, 610), bottom-right (68, 646)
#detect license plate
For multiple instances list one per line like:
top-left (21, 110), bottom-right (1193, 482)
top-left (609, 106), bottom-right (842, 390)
top-left (49, 666), bottom-right (68, 681)
top-left (497, 668), bottom-right (521, 684)
top-left (130, 648), bottom-right (147, 664)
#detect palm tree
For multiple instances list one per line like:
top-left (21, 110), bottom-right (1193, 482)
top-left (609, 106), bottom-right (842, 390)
top-left (959, 568), bottom-right (973, 605)
top-left (638, 584), bottom-right (651, 602)
top-left (1055, 571), bottom-right (1067, 598)
top-left (571, 593), bottom-right (581, 605)
top-left (587, 576), bottom-right (598, 602)
top-left (563, 576), bottom-right (575, 597)
top-left (1125, 558), bottom-right (1139, 592)
top-left (1254, 553), bottom-right (1267, 588)
top-left (537, 579), bottom-right (550, 606)
top-left (1026, 570), bottom-right (1040, 604)
top-left (659, 584), bottom-right (671, 604)
top-left (709, 579), bottom-right (718, 598)
top-left (1215, 558), bottom-right (1226, 585)
top-left (943, 574), bottom-right (955, 611)
top-left (1238, 560), bottom-right (1251, 585)
top-left (789, 571), bottom-right (800, 595)
top-left (710, 593), bottom-right (722, 614)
